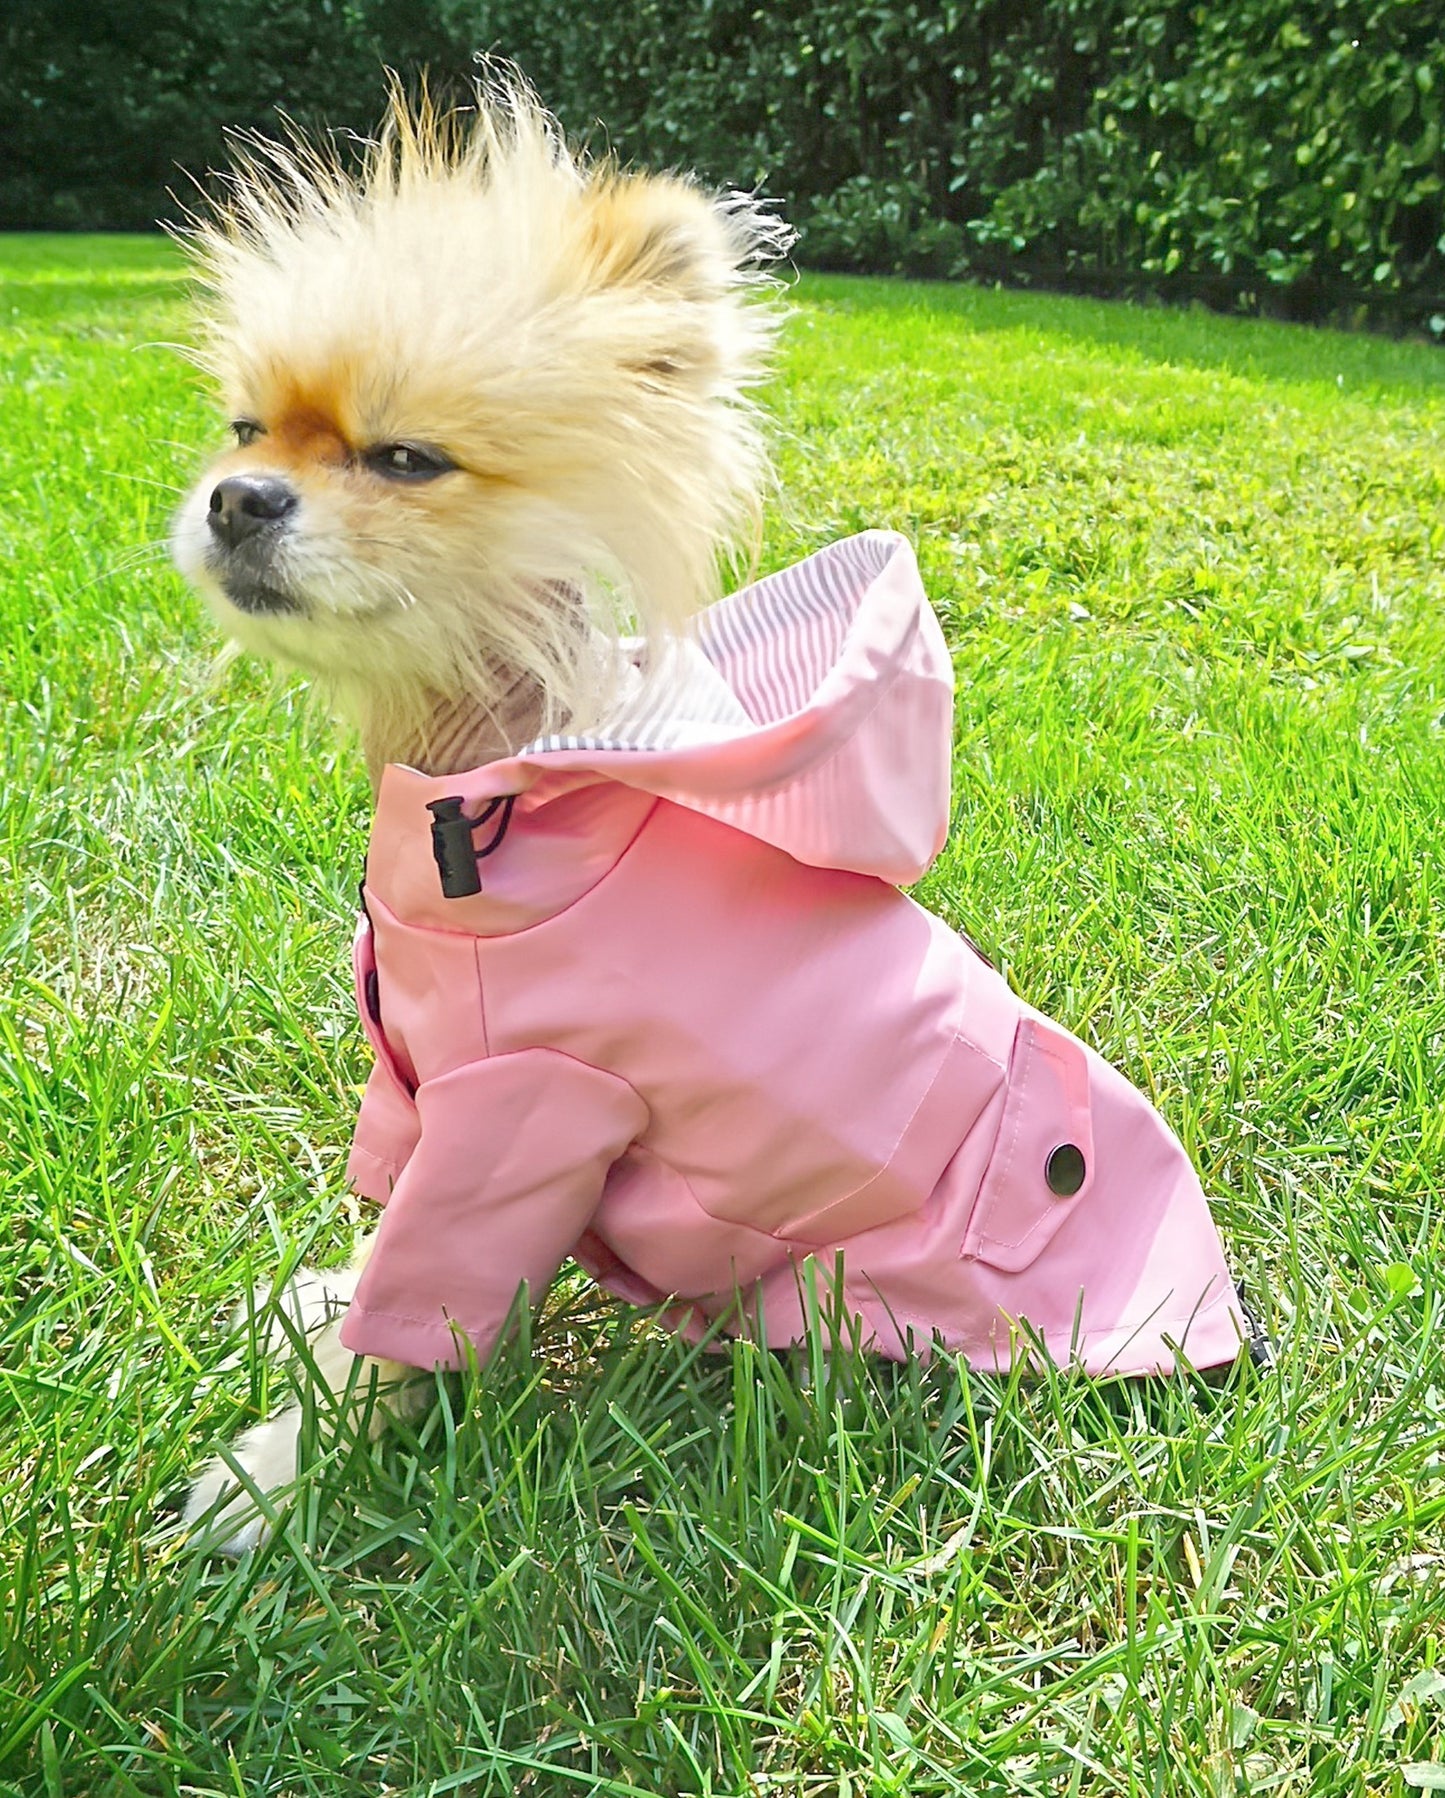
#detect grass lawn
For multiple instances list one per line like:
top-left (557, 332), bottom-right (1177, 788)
top-left (2, 232), bottom-right (1444, 1797)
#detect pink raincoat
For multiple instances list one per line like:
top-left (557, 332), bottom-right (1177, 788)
top-left (341, 532), bottom-right (1247, 1375)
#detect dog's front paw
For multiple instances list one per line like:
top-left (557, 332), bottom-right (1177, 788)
top-left (182, 1247), bottom-right (422, 1554)
top-left (182, 1404), bottom-right (305, 1556)
top-left (241, 1263), bottom-right (361, 1360)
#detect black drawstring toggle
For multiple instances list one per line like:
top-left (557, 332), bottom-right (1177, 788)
top-left (426, 794), bottom-right (517, 898)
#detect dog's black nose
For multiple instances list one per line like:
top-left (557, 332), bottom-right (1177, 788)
top-left (208, 473), bottom-right (298, 548)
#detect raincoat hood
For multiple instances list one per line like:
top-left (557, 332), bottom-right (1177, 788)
top-left (367, 532), bottom-right (952, 933)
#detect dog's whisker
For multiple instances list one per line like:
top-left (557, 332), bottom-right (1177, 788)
top-left (65, 542), bottom-right (176, 600)
top-left (368, 571), bottom-right (420, 612)
top-left (102, 471), bottom-right (188, 497)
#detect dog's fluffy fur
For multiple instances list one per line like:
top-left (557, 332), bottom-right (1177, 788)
top-left (172, 71), bottom-right (786, 775)
top-left (175, 74), bottom-right (787, 1549)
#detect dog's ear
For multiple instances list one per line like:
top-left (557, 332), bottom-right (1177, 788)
top-left (582, 174), bottom-right (749, 305)
top-left (577, 172), bottom-right (786, 394)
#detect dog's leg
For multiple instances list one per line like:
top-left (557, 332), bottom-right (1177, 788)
top-left (183, 1243), bottom-right (426, 1555)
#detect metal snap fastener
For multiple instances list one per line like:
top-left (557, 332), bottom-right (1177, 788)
top-left (1045, 1143), bottom-right (1086, 1197)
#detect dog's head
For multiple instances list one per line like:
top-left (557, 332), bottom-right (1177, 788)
top-left (172, 74), bottom-right (788, 752)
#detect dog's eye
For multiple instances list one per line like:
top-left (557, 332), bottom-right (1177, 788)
top-left (365, 443), bottom-right (456, 482)
top-left (230, 419), bottom-right (266, 447)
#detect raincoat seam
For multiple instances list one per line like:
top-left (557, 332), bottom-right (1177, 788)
top-left (349, 1142), bottom-right (404, 1186)
top-left (473, 935), bottom-right (491, 1058)
top-left (423, 1045), bottom-right (650, 1131)
top-left (856, 1279), bottom-right (1237, 1348)
top-left (343, 1302), bottom-right (484, 1331)
top-left (783, 1026), bottom-right (985, 1243)
top-left (629, 1146), bottom-right (789, 1251)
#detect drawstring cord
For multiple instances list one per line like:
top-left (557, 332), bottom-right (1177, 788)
top-left (425, 794), bottom-right (518, 898)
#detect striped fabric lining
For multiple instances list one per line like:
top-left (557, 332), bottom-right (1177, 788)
top-left (695, 531), bottom-right (882, 724)
top-left (517, 533), bottom-right (890, 758)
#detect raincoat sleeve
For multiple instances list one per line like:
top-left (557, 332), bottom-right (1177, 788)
top-left (338, 1049), bottom-right (649, 1369)
top-left (347, 1061), bottom-right (423, 1202)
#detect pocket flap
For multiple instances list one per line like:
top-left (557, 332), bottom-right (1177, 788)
top-left (960, 1014), bottom-right (1095, 1273)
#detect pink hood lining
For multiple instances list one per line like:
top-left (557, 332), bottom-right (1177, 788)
top-left (375, 531), bottom-right (956, 888)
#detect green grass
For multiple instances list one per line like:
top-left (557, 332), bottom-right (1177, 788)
top-left (2, 234), bottom-right (1444, 1797)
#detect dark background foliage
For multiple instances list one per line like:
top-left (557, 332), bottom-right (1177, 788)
top-left (2, 0), bottom-right (1441, 328)
top-left (0, 0), bottom-right (470, 231)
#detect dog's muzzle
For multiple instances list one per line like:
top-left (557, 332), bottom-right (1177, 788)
top-left (206, 474), bottom-right (303, 614)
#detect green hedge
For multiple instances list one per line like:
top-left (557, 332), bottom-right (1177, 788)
top-left (3, 0), bottom-right (1441, 328)
top-left (458, 0), bottom-right (1445, 327)
top-left (0, 0), bottom-right (474, 232)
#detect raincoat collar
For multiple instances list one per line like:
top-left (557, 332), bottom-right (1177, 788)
top-left (369, 531), bottom-right (956, 931)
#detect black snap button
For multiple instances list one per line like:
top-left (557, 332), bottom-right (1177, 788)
top-left (1045, 1143), bottom-right (1086, 1197)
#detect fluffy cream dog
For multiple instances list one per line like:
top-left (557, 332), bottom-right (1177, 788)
top-left (174, 75), bottom-right (786, 1549)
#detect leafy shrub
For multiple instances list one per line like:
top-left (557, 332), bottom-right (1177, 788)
top-left (0, 0), bottom-right (474, 231)
top-left (804, 177), bottom-right (968, 275)
top-left (454, 0), bottom-right (1445, 325)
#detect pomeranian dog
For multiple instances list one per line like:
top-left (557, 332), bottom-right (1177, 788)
top-left (175, 72), bottom-right (1252, 1552)
top-left (174, 74), bottom-right (787, 1549)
